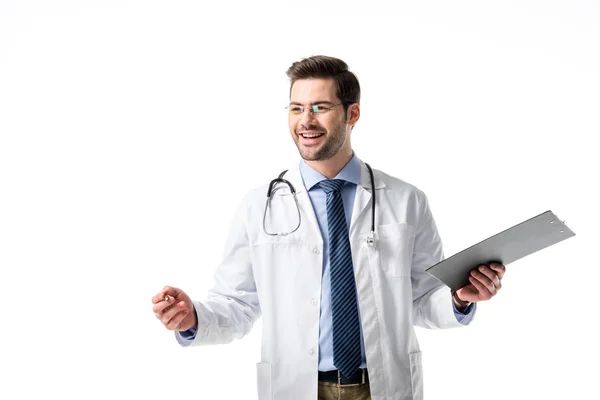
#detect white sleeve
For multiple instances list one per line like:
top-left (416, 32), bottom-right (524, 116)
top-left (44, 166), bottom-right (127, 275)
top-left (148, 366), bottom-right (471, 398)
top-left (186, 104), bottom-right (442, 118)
top-left (411, 192), bottom-right (474, 329)
top-left (176, 194), bottom-right (261, 346)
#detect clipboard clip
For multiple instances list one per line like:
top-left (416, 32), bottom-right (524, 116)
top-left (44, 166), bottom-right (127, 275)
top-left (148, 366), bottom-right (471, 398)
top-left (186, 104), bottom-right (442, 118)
top-left (549, 218), bottom-right (567, 233)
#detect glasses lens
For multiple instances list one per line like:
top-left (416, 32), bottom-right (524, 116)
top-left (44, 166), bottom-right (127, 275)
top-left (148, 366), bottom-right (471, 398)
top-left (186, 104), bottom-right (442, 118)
top-left (287, 104), bottom-right (338, 115)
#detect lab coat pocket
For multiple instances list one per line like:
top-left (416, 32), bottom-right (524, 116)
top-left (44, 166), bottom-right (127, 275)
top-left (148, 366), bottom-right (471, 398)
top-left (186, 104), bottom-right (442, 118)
top-left (409, 351), bottom-right (424, 400)
top-left (256, 362), bottom-right (273, 400)
top-left (377, 223), bottom-right (415, 277)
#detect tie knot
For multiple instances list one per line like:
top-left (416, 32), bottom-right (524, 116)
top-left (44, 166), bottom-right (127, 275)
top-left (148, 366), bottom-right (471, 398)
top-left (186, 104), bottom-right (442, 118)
top-left (319, 179), bottom-right (346, 194)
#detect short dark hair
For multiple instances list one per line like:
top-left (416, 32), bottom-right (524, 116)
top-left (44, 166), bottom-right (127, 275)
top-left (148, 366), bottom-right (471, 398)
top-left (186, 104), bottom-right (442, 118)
top-left (286, 55), bottom-right (360, 114)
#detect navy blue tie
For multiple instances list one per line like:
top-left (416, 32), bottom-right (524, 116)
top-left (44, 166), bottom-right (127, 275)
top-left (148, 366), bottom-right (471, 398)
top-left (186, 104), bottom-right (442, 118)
top-left (319, 179), bottom-right (361, 379)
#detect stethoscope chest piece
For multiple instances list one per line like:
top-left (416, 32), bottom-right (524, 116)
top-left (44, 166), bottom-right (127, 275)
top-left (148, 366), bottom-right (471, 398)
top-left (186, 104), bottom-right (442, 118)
top-left (366, 230), bottom-right (377, 249)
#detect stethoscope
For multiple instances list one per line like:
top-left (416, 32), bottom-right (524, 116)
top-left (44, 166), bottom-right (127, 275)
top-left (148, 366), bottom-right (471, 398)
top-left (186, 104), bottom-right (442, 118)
top-left (263, 163), bottom-right (377, 248)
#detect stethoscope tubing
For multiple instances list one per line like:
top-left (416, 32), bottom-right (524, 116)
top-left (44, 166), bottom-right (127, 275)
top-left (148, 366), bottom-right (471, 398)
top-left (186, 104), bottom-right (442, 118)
top-left (264, 163), bottom-right (376, 246)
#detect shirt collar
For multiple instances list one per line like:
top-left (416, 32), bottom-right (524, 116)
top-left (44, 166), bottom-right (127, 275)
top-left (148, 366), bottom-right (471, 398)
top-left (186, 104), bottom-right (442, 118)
top-left (300, 152), bottom-right (362, 191)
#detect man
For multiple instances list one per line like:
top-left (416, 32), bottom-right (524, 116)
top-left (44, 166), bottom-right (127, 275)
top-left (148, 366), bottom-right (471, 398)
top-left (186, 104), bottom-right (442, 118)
top-left (152, 55), bottom-right (505, 400)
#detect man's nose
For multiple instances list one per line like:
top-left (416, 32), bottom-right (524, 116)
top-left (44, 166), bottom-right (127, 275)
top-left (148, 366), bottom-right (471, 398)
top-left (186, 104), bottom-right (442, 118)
top-left (299, 108), bottom-right (317, 125)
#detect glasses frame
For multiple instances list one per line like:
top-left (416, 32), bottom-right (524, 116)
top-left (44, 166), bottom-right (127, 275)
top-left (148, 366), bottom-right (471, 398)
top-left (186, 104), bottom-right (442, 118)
top-left (285, 102), bottom-right (346, 116)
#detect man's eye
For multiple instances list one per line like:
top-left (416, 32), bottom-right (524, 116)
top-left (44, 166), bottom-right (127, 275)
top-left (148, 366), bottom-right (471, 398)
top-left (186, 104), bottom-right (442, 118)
top-left (314, 105), bottom-right (329, 112)
top-left (290, 107), bottom-right (302, 113)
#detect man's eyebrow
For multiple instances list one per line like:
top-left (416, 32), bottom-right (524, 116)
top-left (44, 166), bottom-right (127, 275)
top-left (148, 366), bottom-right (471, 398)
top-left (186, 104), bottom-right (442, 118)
top-left (289, 101), bottom-right (336, 105)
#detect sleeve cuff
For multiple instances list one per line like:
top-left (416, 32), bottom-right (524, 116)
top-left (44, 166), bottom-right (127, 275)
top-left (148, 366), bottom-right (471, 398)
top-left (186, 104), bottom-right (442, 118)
top-left (178, 327), bottom-right (197, 340)
top-left (452, 300), bottom-right (476, 325)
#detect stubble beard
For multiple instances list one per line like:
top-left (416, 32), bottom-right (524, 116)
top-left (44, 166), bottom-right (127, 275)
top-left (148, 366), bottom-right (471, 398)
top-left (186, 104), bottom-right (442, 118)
top-left (294, 123), bottom-right (347, 162)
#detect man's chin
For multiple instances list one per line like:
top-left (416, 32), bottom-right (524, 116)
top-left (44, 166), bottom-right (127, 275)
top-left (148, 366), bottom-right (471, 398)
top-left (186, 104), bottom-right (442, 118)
top-left (297, 145), bottom-right (322, 161)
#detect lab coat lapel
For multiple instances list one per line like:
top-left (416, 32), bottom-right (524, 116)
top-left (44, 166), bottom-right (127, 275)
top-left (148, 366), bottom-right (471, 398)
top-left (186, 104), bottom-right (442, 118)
top-left (350, 160), bottom-right (386, 237)
top-left (284, 161), bottom-right (323, 242)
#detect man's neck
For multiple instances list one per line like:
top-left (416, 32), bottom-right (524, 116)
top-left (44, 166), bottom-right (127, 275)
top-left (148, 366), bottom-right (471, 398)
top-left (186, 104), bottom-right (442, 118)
top-left (304, 149), bottom-right (353, 179)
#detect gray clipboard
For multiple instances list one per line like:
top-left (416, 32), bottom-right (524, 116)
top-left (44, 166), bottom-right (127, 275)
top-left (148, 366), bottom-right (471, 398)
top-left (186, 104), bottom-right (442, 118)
top-left (425, 210), bottom-right (575, 291)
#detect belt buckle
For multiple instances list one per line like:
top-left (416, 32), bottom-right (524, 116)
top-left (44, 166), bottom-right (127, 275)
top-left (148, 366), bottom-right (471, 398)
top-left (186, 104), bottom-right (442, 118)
top-left (337, 369), bottom-right (366, 386)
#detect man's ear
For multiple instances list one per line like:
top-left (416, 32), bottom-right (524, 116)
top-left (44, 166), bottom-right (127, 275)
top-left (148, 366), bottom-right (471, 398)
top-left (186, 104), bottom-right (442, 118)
top-left (347, 103), bottom-right (360, 128)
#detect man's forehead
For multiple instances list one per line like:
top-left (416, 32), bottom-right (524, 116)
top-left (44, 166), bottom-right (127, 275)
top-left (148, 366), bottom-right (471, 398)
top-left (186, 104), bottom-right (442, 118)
top-left (290, 78), bottom-right (338, 101)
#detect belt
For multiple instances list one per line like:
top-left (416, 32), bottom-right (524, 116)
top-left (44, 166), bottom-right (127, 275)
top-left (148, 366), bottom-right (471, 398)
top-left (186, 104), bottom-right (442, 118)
top-left (318, 369), bottom-right (369, 386)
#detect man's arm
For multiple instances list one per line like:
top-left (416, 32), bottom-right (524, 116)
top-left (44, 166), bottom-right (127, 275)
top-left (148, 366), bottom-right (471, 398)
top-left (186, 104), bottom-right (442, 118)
top-left (175, 193), bottom-right (261, 346)
top-left (411, 192), bottom-right (475, 329)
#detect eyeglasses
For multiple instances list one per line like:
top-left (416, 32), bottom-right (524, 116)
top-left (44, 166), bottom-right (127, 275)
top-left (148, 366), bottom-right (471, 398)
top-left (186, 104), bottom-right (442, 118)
top-left (285, 103), bottom-right (344, 116)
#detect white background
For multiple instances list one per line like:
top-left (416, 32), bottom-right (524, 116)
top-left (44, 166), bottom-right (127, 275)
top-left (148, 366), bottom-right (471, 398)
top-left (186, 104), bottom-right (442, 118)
top-left (1, 1), bottom-right (598, 399)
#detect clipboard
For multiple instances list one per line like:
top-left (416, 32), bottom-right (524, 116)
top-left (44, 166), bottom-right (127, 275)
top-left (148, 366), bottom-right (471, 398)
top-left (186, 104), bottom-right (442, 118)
top-left (425, 210), bottom-right (575, 291)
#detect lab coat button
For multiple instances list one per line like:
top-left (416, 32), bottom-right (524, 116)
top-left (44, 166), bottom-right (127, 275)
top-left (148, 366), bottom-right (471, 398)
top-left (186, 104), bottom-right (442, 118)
top-left (309, 348), bottom-right (316, 356)
top-left (312, 247), bottom-right (319, 254)
top-left (310, 298), bottom-right (318, 306)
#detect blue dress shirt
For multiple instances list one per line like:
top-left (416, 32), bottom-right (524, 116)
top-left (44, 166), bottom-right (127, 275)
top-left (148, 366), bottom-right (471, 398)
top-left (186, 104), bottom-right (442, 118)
top-left (178, 153), bottom-right (476, 369)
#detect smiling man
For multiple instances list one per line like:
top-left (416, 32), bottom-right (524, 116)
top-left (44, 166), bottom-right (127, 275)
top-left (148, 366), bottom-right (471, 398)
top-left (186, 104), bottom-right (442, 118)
top-left (152, 55), bottom-right (505, 400)
top-left (289, 78), bottom-right (354, 165)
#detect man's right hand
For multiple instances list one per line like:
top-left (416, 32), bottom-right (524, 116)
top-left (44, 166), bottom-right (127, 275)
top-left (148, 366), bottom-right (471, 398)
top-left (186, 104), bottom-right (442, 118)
top-left (152, 286), bottom-right (198, 332)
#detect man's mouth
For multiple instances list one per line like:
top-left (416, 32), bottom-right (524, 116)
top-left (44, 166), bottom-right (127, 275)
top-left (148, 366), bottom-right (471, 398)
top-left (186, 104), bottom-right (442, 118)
top-left (299, 131), bottom-right (325, 139)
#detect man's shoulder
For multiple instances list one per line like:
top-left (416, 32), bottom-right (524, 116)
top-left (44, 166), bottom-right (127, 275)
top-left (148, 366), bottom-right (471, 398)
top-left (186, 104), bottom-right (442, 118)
top-left (242, 182), bottom-right (271, 203)
top-left (374, 167), bottom-right (427, 198)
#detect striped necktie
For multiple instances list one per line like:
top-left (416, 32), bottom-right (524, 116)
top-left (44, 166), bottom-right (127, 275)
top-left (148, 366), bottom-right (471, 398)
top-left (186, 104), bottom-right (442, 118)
top-left (319, 179), bottom-right (361, 379)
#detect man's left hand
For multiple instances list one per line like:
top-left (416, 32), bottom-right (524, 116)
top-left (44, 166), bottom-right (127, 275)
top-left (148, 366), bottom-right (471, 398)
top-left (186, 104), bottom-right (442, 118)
top-left (456, 262), bottom-right (506, 304)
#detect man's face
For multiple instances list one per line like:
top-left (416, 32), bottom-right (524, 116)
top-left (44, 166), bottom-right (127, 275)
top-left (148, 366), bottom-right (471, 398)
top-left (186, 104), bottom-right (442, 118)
top-left (288, 78), bottom-right (349, 161)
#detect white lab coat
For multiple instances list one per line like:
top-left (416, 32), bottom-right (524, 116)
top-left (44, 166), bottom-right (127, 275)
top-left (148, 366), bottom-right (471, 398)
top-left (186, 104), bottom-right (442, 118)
top-left (178, 159), bottom-right (473, 400)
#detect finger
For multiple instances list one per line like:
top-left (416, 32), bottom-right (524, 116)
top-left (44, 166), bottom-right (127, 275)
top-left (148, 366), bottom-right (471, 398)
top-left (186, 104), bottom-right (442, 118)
top-left (165, 308), bottom-right (190, 331)
top-left (152, 286), bottom-right (175, 304)
top-left (151, 291), bottom-right (166, 304)
top-left (469, 275), bottom-right (493, 299)
top-left (469, 271), bottom-right (496, 298)
top-left (490, 263), bottom-right (506, 280)
top-left (478, 265), bottom-right (502, 289)
top-left (472, 268), bottom-right (495, 288)
top-left (161, 301), bottom-right (189, 327)
top-left (152, 286), bottom-right (184, 304)
top-left (152, 295), bottom-right (174, 314)
top-left (163, 286), bottom-right (183, 298)
top-left (161, 306), bottom-right (188, 329)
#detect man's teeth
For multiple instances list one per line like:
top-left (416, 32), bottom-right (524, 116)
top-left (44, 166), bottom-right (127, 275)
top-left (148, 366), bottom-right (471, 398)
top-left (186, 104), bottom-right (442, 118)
top-left (302, 133), bottom-right (324, 138)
